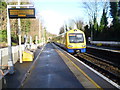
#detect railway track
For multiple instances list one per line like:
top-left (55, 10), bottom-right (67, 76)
top-left (75, 53), bottom-right (120, 85)
top-left (87, 46), bottom-right (120, 68)
top-left (53, 43), bottom-right (120, 85)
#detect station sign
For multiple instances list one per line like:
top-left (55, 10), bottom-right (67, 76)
top-left (8, 8), bottom-right (35, 18)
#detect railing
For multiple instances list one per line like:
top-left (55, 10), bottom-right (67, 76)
top-left (0, 43), bottom-right (44, 88)
top-left (0, 45), bottom-right (25, 89)
top-left (0, 45), bottom-right (25, 69)
top-left (90, 41), bottom-right (120, 46)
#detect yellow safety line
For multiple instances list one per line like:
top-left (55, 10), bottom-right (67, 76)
top-left (56, 49), bottom-right (102, 89)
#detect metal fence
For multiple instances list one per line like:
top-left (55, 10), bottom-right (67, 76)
top-left (0, 45), bottom-right (25, 69)
top-left (90, 41), bottom-right (120, 46)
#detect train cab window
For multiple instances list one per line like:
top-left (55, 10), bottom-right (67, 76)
top-left (69, 33), bottom-right (84, 43)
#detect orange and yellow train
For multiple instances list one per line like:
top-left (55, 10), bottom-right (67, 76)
top-left (52, 29), bottom-right (86, 53)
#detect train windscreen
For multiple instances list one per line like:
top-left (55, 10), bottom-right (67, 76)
top-left (69, 33), bottom-right (84, 43)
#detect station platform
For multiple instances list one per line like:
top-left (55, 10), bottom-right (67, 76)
top-left (21, 43), bottom-right (84, 88)
top-left (5, 43), bottom-right (119, 89)
top-left (87, 44), bottom-right (120, 53)
top-left (5, 48), bottom-right (41, 88)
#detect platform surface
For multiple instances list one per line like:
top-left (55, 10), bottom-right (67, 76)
top-left (5, 43), bottom-right (119, 89)
top-left (5, 48), bottom-right (41, 88)
top-left (22, 43), bottom-right (84, 88)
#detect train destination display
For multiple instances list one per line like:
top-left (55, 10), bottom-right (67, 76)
top-left (8, 8), bottom-right (35, 18)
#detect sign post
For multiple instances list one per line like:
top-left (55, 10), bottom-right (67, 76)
top-left (7, 5), bottom-right (14, 74)
top-left (17, 0), bottom-right (22, 64)
top-left (7, 4), bottom-right (35, 74)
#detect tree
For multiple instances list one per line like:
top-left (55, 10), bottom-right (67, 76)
top-left (83, 0), bottom-right (100, 25)
top-left (109, 1), bottom-right (120, 41)
top-left (73, 19), bottom-right (84, 30)
top-left (110, 1), bottom-right (119, 27)
top-left (84, 24), bottom-right (91, 42)
top-left (100, 9), bottom-right (108, 26)
top-left (59, 25), bottom-right (64, 34)
top-left (64, 24), bottom-right (68, 32)
top-left (21, 20), bottom-right (31, 34)
top-left (44, 28), bottom-right (47, 42)
top-left (118, 0), bottom-right (120, 23)
top-left (83, 0), bottom-right (110, 40)
top-left (68, 26), bottom-right (73, 30)
top-left (99, 6), bottom-right (108, 31)
top-left (0, 2), bottom-right (7, 42)
top-left (59, 24), bottom-right (69, 34)
top-left (83, 0), bottom-right (102, 40)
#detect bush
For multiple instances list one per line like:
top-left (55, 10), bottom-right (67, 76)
top-left (0, 30), bottom-right (7, 42)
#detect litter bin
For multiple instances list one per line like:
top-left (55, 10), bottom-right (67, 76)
top-left (22, 51), bottom-right (34, 61)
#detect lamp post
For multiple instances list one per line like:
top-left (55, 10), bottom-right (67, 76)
top-left (39, 18), bottom-right (41, 44)
top-left (38, 16), bottom-right (44, 45)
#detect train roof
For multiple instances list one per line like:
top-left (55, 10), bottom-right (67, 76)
top-left (57, 29), bottom-right (84, 37)
top-left (67, 29), bottom-right (84, 33)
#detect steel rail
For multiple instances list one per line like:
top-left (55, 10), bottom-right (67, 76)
top-left (53, 43), bottom-right (120, 86)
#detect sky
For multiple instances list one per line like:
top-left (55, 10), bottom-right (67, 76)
top-left (30, 0), bottom-right (88, 35)
top-left (3, 0), bottom-right (112, 35)
top-left (28, 0), bottom-right (112, 35)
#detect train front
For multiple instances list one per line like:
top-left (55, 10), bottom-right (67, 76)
top-left (66, 29), bottom-right (86, 53)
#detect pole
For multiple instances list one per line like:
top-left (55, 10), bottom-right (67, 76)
top-left (7, 5), bottom-right (14, 74)
top-left (43, 28), bottom-right (45, 44)
top-left (36, 36), bottom-right (38, 44)
top-left (18, 0), bottom-right (22, 63)
top-left (35, 36), bottom-right (38, 49)
top-left (41, 27), bottom-right (43, 45)
top-left (30, 36), bottom-right (32, 49)
top-left (39, 19), bottom-right (41, 44)
top-left (0, 51), bottom-right (2, 69)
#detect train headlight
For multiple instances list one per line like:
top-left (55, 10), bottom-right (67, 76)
top-left (82, 45), bottom-right (86, 47)
top-left (68, 45), bottom-right (73, 47)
